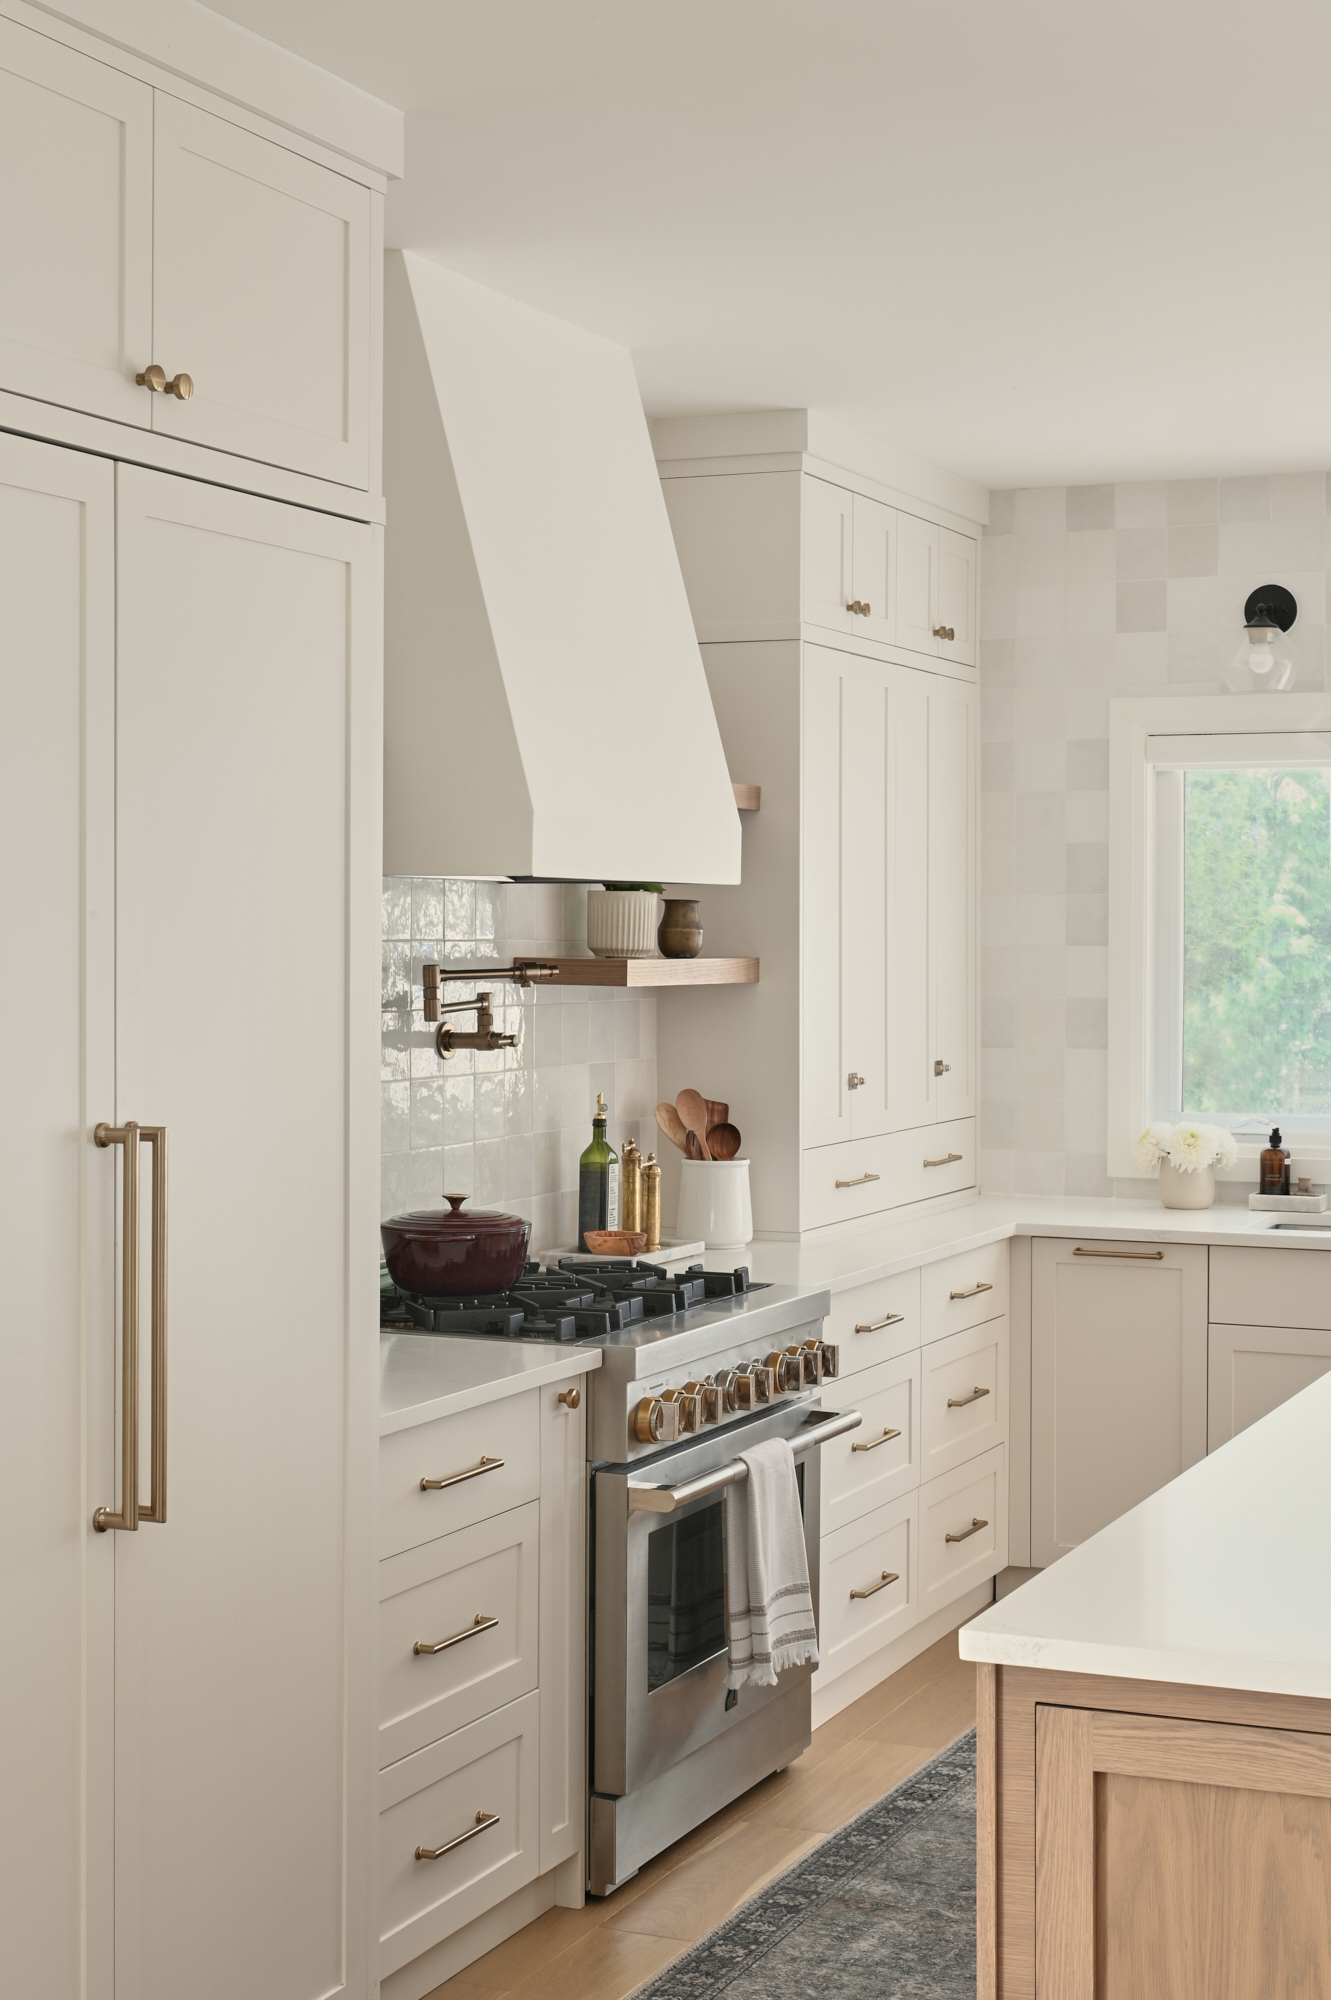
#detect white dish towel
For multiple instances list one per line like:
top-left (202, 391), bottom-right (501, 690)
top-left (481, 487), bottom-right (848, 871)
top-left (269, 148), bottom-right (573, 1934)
top-left (724, 1437), bottom-right (819, 1690)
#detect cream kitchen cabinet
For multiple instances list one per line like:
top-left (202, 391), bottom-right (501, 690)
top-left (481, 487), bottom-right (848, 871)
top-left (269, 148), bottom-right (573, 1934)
top-left (802, 644), bottom-right (977, 1150)
top-left (0, 433), bottom-right (381, 2000)
top-left (802, 475), bottom-right (897, 647)
top-left (1207, 1244), bottom-right (1331, 1449)
top-left (896, 513), bottom-right (977, 668)
top-left (1030, 1238), bottom-right (1208, 1567)
top-left (0, 13), bottom-right (376, 487)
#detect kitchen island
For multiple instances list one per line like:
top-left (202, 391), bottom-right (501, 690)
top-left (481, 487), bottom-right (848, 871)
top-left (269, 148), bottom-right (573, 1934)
top-left (960, 1367), bottom-right (1331, 1999)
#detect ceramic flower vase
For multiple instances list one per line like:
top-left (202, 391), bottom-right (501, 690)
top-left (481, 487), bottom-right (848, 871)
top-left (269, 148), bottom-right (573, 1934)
top-left (1159, 1160), bottom-right (1216, 1210)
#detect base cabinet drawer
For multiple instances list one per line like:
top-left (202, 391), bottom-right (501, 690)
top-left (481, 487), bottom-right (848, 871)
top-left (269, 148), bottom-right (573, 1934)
top-left (920, 1315), bottom-right (1009, 1482)
top-left (818, 1491), bottom-right (919, 1684)
top-left (801, 1119), bottom-right (977, 1231)
top-left (379, 1502), bottom-right (539, 1768)
top-left (821, 1350), bottom-right (920, 1534)
top-left (381, 1392), bottom-right (540, 1558)
top-left (919, 1447), bottom-right (1007, 1617)
top-left (825, 1268), bottom-right (921, 1376)
top-left (1210, 1246), bottom-right (1331, 1332)
top-left (379, 1691), bottom-right (540, 1979)
top-left (920, 1239), bottom-right (1010, 1343)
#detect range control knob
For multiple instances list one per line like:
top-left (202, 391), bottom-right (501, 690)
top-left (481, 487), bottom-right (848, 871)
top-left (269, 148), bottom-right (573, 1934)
top-left (631, 1396), bottom-right (681, 1445)
top-left (662, 1385), bottom-right (706, 1433)
top-left (766, 1349), bottom-right (804, 1392)
top-left (700, 1376), bottom-right (728, 1423)
top-left (735, 1362), bottom-right (774, 1409)
top-left (712, 1368), bottom-right (741, 1414)
top-left (805, 1337), bottom-right (839, 1380)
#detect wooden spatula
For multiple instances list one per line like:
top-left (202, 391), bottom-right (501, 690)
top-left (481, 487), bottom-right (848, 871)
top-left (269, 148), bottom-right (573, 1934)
top-left (675, 1088), bottom-right (713, 1160)
top-left (655, 1101), bottom-right (690, 1153)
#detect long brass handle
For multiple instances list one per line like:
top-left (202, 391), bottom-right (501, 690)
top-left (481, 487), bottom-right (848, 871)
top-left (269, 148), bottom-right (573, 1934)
top-left (947, 1385), bottom-right (990, 1408)
top-left (420, 1454), bottom-right (504, 1492)
top-left (1072, 1246), bottom-right (1164, 1260)
top-left (836, 1172), bottom-right (881, 1188)
top-left (414, 1613), bottom-right (498, 1656)
top-left (851, 1425), bottom-right (902, 1453)
top-left (924, 1153), bottom-right (963, 1168)
top-left (945, 1516), bottom-right (988, 1544)
top-left (949, 1281), bottom-right (993, 1300)
top-left (93, 1121), bottom-right (168, 1532)
top-left (854, 1311), bottom-right (905, 1333)
top-left (850, 1570), bottom-right (900, 1600)
top-left (415, 1810), bottom-right (500, 1861)
top-left (136, 364), bottom-right (194, 400)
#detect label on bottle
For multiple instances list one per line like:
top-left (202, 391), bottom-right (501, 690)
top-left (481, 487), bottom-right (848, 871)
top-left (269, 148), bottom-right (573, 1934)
top-left (607, 1162), bottom-right (620, 1229)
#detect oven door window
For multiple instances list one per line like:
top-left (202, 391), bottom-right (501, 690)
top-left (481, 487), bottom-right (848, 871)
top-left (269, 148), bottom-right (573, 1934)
top-left (645, 1499), bottom-right (726, 1692)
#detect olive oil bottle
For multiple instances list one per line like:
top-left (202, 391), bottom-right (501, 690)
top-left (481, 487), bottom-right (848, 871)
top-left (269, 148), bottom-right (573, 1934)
top-left (578, 1092), bottom-right (620, 1249)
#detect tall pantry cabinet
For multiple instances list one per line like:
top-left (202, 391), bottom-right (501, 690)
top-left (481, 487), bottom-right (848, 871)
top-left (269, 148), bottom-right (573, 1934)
top-left (0, 9), bottom-right (396, 1998)
top-left (653, 419), bottom-right (982, 1237)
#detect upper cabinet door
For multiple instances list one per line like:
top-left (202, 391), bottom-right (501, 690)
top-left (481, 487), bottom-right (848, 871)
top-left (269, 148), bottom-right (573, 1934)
top-left (801, 646), bottom-right (852, 1147)
top-left (929, 682), bottom-right (976, 1120)
top-left (801, 476), bottom-right (855, 634)
top-left (0, 17), bottom-right (152, 426)
top-left (895, 512), bottom-right (939, 657)
top-left (851, 494), bottom-right (897, 646)
top-left (151, 97), bottom-right (370, 486)
top-left (936, 528), bottom-right (977, 668)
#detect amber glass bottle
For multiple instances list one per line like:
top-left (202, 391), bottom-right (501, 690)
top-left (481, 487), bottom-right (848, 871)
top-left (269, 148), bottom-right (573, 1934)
top-left (1259, 1127), bottom-right (1291, 1194)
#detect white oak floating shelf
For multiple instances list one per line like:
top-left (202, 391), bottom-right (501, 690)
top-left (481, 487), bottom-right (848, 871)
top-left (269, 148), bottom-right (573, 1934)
top-left (515, 956), bottom-right (759, 989)
top-left (732, 782), bottom-right (761, 812)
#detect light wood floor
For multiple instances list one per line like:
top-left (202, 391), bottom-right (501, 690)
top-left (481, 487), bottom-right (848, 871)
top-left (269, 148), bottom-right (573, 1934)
top-left (426, 1631), bottom-right (978, 2000)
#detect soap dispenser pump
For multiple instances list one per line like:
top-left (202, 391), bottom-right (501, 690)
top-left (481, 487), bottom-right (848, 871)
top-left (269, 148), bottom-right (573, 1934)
top-left (1260, 1127), bottom-right (1291, 1195)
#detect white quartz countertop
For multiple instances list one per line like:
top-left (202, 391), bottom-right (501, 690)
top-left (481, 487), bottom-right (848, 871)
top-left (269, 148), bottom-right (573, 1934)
top-left (739, 1192), bottom-right (1331, 1296)
top-left (380, 1333), bottom-right (601, 1437)
top-left (961, 1367), bottom-right (1331, 1701)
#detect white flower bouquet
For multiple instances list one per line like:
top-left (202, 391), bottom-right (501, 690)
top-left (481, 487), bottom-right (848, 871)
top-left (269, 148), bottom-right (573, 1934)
top-left (1134, 1122), bottom-right (1238, 1173)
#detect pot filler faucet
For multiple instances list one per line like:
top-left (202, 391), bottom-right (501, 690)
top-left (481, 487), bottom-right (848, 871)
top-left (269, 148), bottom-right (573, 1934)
top-left (421, 959), bottom-right (559, 1059)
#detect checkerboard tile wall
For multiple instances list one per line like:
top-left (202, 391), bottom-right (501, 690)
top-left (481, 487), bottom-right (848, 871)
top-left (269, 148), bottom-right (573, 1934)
top-left (982, 473), bottom-right (1331, 1196)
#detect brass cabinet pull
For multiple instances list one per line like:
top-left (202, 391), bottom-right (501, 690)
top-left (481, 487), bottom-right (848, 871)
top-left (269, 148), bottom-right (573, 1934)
top-left (934, 1059), bottom-right (952, 1076)
top-left (414, 1612), bottom-right (498, 1656)
top-left (420, 1454), bottom-right (504, 1492)
top-left (1072, 1246), bottom-right (1164, 1260)
top-left (946, 1385), bottom-right (990, 1408)
top-left (851, 1426), bottom-right (902, 1453)
top-left (847, 599), bottom-right (872, 616)
top-left (93, 1121), bottom-right (168, 1532)
top-left (945, 1516), bottom-right (988, 1544)
top-left (136, 364), bottom-right (194, 400)
top-left (847, 1072), bottom-right (866, 1089)
top-left (415, 1809), bottom-right (500, 1861)
top-left (933, 624), bottom-right (955, 641)
top-left (558, 1386), bottom-right (580, 1409)
top-left (924, 1153), bottom-right (963, 1168)
top-left (850, 1569), bottom-right (900, 1600)
top-left (949, 1281), bottom-right (993, 1300)
top-left (854, 1312), bottom-right (905, 1333)
top-left (836, 1172), bottom-right (881, 1188)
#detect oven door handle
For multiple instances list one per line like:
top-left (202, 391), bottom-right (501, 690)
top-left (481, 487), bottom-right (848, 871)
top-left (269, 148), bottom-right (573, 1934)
top-left (626, 1409), bottom-right (863, 1514)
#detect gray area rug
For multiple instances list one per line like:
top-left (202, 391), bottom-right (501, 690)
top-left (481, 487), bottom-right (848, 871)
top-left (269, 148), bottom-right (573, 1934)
top-left (630, 1730), bottom-right (976, 1999)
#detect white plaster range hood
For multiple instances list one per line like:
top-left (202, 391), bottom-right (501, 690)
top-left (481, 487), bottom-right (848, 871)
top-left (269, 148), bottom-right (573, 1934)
top-left (382, 251), bottom-right (741, 883)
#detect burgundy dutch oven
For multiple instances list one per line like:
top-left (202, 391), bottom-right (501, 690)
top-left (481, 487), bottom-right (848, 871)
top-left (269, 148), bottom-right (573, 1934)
top-left (381, 1195), bottom-right (531, 1296)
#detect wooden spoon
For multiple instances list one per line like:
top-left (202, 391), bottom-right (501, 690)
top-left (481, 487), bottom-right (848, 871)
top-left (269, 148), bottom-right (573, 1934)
top-left (685, 1129), bottom-right (705, 1160)
top-left (707, 1122), bottom-right (741, 1160)
top-left (704, 1098), bottom-right (729, 1131)
top-left (655, 1101), bottom-right (690, 1153)
top-left (675, 1088), bottom-right (713, 1160)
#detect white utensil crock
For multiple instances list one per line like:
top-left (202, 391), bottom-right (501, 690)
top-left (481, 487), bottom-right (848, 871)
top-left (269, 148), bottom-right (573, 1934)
top-left (1158, 1160), bottom-right (1216, 1210)
top-left (676, 1158), bottom-right (753, 1249)
top-left (586, 889), bottom-right (659, 959)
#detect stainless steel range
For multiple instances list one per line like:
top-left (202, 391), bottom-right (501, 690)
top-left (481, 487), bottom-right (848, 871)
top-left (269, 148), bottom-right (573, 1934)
top-left (382, 1256), bottom-right (861, 1895)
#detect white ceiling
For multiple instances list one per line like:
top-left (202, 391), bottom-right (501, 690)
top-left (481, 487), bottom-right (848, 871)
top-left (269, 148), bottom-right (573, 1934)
top-left (207, 0), bottom-right (1331, 490)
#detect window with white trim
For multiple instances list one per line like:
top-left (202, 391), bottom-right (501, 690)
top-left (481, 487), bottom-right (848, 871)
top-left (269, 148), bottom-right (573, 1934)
top-left (1109, 699), bottom-right (1331, 1175)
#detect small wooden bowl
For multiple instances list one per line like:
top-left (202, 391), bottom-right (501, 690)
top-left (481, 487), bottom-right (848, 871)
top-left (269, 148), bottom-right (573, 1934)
top-left (583, 1230), bottom-right (648, 1256)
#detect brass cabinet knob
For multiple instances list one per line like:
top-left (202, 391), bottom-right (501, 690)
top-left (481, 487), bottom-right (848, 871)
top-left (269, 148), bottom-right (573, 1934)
top-left (557, 1386), bottom-right (580, 1410)
top-left (932, 624), bottom-right (955, 641)
top-left (136, 365), bottom-right (194, 400)
top-left (847, 1072), bottom-right (865, 1090)
top-left (847, 599), bottom-right (872, 616)
top-left (934, 1059), bottom-right (952, 1076)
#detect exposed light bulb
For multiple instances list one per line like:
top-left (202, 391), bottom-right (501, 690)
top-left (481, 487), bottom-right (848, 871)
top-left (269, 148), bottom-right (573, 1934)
top-left (1225, 613), bottom-right (1295, 694)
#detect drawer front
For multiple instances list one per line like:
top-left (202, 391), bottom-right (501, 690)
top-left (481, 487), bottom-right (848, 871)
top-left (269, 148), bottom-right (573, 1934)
top-left (821, 1350), bottom-right (921, 1534)
top-left (802, 1119), bottom-right (977, 1231)
top-left (1210, 1246), bottom-right (1331, 1331)
top-left (380, 1393), bottom-right (540, 1560)
top-left (379, 1691), bottom-right (539, 1978)
top-left (920, 1315), bottom-right (1009, 1482)
top-left (379, 1502), bottom-right (539, 1768)
top-left (818, 1491), bottom-right (919, 1683)
top-left (919, 1446), bottom-right (1007, 1616)
top-left (921, 1239), bottom-right (1011, 1345)
top-left (826, 1267), bottom-right (921, 1377)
